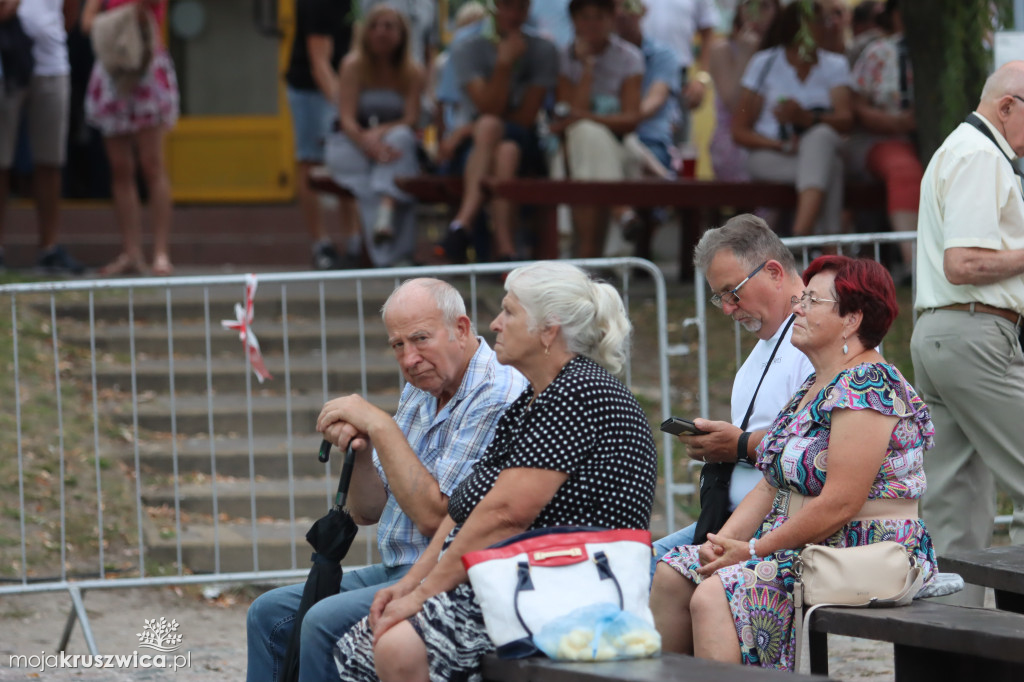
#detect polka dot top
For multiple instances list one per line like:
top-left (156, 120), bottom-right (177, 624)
top-left (447, 355), bottom-right (657, 530)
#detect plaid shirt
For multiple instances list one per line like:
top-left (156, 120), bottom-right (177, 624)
top-left (372, 339), bottom-right (527, 567)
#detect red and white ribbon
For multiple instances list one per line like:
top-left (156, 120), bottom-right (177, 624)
top-left (221, 274), bottom-right (273, 384)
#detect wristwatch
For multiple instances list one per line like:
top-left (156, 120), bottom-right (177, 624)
top-left (553, 101), bottom-right (572, 119)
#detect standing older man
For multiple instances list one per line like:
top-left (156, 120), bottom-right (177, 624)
top-left (912, 61), bottom-right (1024, 607)
top-left (246, 278), bottom-right (526, 682)
top-left (650, 215), bottom-right (812, 585)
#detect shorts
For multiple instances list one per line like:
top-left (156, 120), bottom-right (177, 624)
top-left (445, 120), bottom-right (545, 177)
top-left (85, 48), bottom-right (179, 137)
top-left (286, 86), bottom-right (335, 163)
top-left (0, 73), bottom-right (71, 168)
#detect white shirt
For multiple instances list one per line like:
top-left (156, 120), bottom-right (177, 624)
top-left (18, 0), bottom-right (69, 77)
top-left (915, 114), bottom-right (1024, 315)
top-left (728, 316), bottom-right (814, 509)
top-left (640, 0), bottom-right (719, 68)
top-left (740, 47), bottom-right (850, 140)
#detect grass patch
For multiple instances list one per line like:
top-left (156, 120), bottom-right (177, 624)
top-left (0, 286), bottom-right (139, 580)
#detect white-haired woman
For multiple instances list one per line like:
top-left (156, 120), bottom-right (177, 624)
top-left (329, 261), bottom-right (658, 682)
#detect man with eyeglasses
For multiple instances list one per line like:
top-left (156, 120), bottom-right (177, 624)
top-left (911, 60), bottom-right (1024, 608)
top-left (652, 213), bottom-right (812, 567)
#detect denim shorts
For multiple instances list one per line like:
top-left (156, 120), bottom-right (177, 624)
top-left (286, 86), bottom-right (336, 163)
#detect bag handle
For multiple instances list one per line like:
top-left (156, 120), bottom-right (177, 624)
top-left (512, 551), bottom-right (624, 639)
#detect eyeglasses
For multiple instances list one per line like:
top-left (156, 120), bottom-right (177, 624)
top-left (710, 261), bottom-right (767, 308)
top-left (790, 292), bottom-right (839, 310)
top-left (1014, 95), bottom-right (1024, 105)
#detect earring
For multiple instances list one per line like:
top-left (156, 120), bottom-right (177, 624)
top-left (842, 336), bottom-right (849, 355)
top-left (544, 345), bottom-right (550, 356)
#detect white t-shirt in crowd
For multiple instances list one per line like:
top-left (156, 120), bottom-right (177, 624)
top-left (728, 316), bottom-right (814, 509)
top-left (740, 46), bottom-right (850, 140)
top-left (640, 0), bottom-right (719, 68)
top-left (18, 0), bottom-right (69, 77)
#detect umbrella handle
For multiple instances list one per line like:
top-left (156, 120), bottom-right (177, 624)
top-left (334, 445), bottom-right (356, 510)
top-left (318, 439), bottom-right (332, 463)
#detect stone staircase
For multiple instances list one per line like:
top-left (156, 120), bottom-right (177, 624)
top-left (49, 277), bottom-right (505, 575)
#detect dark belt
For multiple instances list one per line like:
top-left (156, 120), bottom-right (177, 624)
top-left (936, 302), bottom-right (1023, 326)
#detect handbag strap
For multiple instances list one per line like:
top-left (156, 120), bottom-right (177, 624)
top-left (966, 112), bottom-right (1024, 197)
top-left (740, 314), bottom-right (795, 431)
top-left (512, 551), bottom-right (624, 640)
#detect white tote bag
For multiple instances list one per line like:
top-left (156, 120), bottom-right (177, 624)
top-left (462, 527), bottom-right (654, 658)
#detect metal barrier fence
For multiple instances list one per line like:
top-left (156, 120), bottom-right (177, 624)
top-left (0, 257), bottom-right (674, 654)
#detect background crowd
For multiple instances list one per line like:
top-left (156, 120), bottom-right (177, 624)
top-left (0, 0), bottom-right (922, 277)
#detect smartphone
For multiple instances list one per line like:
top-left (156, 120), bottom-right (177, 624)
top-left (659, 417), bottom-right (708, 436)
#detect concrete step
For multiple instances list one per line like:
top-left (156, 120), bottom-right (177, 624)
top-left (144, 518), bottom-right (384, 574)
top-left (39, 280), bottom-right (400, 324)
top-left (114, 391), bottom-right (401, 437)
top-left (4, 202), bottom-right (449, 269)
top-left (143, 478), bottom-right (343, 520)
top-left (85, 351), bottom-right (401, 395)
top-left (61, 318), bottom-right (389, 356)
top-left (129, 435), bottom-right (336, 478)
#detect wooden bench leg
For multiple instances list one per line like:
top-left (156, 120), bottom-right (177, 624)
top-left (808, 630), bottom-right (829, 676)
top-left (677, 208), bottom-right (702, 282)
top-left (894, 644), bottom-right (1024, 682)
top-left (531, 205), bottom-right (559, 260)
top-left (995, 589), bottom-right (1024, 614)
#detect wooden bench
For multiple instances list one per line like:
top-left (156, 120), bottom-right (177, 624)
top-left (941, 546), bottom-right (1024, 613)
top-left (391, 175), bottom-right (887, 274)
top-left (806, 600), bottom-right (1024, 681)
top-left (308, 165), bottom-right (355, 198)
top-left (481, 651), bottom-right (835, 682)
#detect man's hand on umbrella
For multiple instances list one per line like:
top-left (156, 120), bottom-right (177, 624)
top-left (317, 394), bottom-right (387, 451)
top-left (321, 421), bottom-right (370, 453)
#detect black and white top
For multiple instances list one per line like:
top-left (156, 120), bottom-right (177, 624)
top-left (448, 355), bottom-right (657, 530)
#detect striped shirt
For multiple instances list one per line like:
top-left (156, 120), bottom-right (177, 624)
top-left (372, 338), bottom-right (527, 567)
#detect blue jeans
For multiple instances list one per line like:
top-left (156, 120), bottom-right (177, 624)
top-left (650, 523), bottom-right (696, 578)
top-left (245, 562), bottom-right (412, 682)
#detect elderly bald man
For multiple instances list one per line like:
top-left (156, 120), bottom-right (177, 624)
top-left (912, 61), bottom-right (1024, 607)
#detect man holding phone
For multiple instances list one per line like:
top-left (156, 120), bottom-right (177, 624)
top-left (652, 214), bottom-right (813, 565)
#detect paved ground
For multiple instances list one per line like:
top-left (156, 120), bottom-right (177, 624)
top-left (0, 581), bottom-right (917, 681)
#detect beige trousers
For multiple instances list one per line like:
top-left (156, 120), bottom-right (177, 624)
top-left (911, 308), bottom-right (1024, 606)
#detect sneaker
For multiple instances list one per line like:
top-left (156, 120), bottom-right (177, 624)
top-left (36, 245), bottom-right (84, 275)
top-left (312, 241), bottom-right (341, 270)
top-left (433, 224), bottom-right (471, 264)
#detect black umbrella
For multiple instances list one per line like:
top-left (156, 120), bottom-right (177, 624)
top-left (279, 440), bottom-right (359, 682)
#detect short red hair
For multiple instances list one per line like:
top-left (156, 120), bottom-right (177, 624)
top-left (802, 255), bottom-right (898, 348)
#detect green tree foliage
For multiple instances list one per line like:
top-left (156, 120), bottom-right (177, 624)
top-left (904, 0), bottom-right (1012, 161)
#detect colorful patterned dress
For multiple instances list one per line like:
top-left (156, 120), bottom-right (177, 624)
top-left (660, 362), bottom-right (938, 671)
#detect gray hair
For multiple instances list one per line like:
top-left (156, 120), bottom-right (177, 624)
top-left (504, 262), bottom-right (631, 375)
top-left (693, 213), bottom-right (799, 274)
top-left (380, 278), bottom-right (475, 337)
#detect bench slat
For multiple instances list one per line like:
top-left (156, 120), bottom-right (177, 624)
top-left (940, 546), bottom-right (1024, 595)
top-left (809, 601), bottom-right (1024, 664)
top-left (481, 652), bottom-right (835, 682)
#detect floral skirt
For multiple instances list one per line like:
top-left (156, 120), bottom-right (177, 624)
top-left (85, 48), bottom-right (179, 137)
top-left (660, 515), bottom-right (937, 671)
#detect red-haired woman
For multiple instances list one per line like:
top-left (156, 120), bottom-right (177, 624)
top-left (650, 255), bottom-right (938, 671)
top-left (82, 0), bottom-right (177, 276)
top-left (325, 4), bottom-right (424, 267)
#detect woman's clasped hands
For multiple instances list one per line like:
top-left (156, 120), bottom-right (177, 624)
top-left (696, 533), bottom-right (755, 576)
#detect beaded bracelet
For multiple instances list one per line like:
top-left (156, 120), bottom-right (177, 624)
top-left (748, 538), bottom-right (759, 561)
